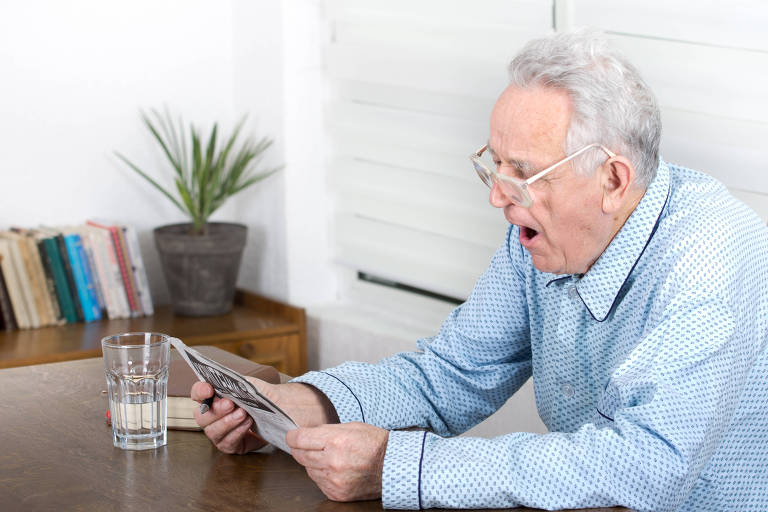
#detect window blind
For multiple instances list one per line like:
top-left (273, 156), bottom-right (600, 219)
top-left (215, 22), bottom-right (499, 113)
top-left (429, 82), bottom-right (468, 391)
top-left (325, 0), bottom-right (553, 299)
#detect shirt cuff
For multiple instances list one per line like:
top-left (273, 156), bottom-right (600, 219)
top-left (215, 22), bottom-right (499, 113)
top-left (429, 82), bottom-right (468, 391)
top-left (290, 370), bottom-right (365, 423)
top-left (382, 430), bottom-right (427, 510)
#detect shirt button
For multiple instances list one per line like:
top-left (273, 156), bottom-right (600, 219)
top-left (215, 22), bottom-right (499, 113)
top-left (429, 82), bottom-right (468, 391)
top-left (561, 383), bottom-right (575, 398)
top-left (568, 286), bottom-right (579, 299)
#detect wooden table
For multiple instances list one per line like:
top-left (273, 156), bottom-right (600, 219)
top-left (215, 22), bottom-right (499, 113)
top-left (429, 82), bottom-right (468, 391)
top-left (0, 358), bottom-right (630, 512)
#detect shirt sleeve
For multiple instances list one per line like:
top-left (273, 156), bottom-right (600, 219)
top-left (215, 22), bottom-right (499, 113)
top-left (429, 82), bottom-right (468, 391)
top-left (382, 290), bottom-right (751, 511)
top-left (292, 225), bottom-right (534, 435)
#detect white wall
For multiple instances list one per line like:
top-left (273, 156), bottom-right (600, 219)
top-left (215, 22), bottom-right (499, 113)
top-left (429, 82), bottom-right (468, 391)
top-left (281, 0), bottom-right (339, 307)
top-left (0, 0), bottom-right (288, 305)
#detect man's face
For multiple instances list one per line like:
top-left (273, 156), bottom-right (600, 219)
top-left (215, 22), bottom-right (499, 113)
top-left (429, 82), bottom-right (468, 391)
top-left (488, 85), bottom-right (607, 275)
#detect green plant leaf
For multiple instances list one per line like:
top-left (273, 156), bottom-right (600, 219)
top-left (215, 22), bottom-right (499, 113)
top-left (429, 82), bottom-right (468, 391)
top-left (114, 151), bottom-right (187, 214)
top-left (230, 166), bottom-right (281, 195)
top-left (140, 111), bottom-right (182, 178)
top-left (153, 107), bottom-right (185, 181)
top-left (116, 108), bottom-right (280, 230)
top-left (190, 126), bottom-right (203, 202)
top-left (175, 177), bottom-right (199, 225)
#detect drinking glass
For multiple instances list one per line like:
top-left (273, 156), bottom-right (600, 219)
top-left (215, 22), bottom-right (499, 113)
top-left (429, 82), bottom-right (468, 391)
top-left (102, 332), bottom-right (170, 450)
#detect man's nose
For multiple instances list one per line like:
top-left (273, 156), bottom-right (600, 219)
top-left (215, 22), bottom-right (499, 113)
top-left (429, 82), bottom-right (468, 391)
top-left (489, 182), bottom-right (512, 208)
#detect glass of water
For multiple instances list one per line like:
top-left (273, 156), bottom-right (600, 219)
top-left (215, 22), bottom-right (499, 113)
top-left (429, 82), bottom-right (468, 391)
top-left (102, 332), bottom-right (170, 450)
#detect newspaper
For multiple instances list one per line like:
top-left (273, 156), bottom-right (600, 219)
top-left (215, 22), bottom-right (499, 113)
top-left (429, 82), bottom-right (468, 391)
top-left (169, 337), bottom-right (297, 453)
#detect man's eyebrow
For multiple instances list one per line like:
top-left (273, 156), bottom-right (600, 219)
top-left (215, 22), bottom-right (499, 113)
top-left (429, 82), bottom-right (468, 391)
top-left (487, 144), bottom-right (533, 175)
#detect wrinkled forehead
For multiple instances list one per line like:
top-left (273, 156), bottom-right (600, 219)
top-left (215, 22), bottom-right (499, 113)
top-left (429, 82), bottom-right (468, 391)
top-left (489, 85), bottom-right (572, 165)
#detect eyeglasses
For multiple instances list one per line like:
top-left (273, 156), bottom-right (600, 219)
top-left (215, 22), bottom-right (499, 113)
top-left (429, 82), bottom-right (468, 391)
top-left (470, 143), bottom-right (616, 208)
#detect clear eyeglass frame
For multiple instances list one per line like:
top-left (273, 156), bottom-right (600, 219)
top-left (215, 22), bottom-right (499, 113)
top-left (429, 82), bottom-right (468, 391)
top-left (469, 143), bottom-right (616, 208)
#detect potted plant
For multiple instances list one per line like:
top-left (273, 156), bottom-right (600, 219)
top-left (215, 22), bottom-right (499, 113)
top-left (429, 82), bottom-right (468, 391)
top-left (116, 109), bottom-right (279, 316)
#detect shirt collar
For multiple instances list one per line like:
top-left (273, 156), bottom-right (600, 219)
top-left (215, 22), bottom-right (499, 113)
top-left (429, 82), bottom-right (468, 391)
top-left (560, 160), bottom-right (671, 322)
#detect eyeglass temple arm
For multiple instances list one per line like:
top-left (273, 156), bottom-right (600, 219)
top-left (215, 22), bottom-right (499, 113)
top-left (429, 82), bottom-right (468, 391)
top-left (525, 143), bottom-right (616, 185)
top-left (473, 144), bottom-right (488, 158)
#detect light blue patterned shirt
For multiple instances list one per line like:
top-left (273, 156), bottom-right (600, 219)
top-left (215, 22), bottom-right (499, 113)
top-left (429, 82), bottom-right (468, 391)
top-left (293, 161), bottom-right (768, 511)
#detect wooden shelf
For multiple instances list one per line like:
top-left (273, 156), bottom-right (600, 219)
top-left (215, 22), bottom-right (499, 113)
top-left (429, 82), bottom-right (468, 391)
top-left (0, 290), bottom-right (306, 375)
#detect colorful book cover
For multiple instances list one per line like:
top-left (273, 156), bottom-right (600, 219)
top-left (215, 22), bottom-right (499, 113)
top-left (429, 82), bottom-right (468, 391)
top-left (63, 234), bottom-right (101, 322)
top-left (34, 237), bottom-right (64, 324)
top-left (78, 230), bottom-right (106, 313)
top-left (114, 226), bottom-right (142, 317)
top-left (41, 237), bottom-right (78, 324)
top-left (86, 220), bottom-right (140, 316)
top-left (94, 227), bottom-right (131, 319)
top-left (74, 235), bottom-right (103, 322)
top-left (83, 227), bottom-right (123, 319)
top-left (56, 234), bottom-right (84, 322)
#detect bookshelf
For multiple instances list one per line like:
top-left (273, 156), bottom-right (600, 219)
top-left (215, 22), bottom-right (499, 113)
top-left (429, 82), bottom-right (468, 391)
top-left (0, 289), bottom-right (307, 376)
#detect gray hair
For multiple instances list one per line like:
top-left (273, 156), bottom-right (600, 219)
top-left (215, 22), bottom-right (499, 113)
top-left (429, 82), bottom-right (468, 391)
top-left (508, 29), bottom-right (661, 187)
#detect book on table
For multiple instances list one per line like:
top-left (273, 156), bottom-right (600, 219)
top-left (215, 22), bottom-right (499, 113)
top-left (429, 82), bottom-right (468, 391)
top-left (169, 339), bottom-right (296, 452)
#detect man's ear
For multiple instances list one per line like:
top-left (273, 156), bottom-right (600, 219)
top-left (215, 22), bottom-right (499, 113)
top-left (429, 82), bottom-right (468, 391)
top-left (599, 155), bottom-right (635, 213)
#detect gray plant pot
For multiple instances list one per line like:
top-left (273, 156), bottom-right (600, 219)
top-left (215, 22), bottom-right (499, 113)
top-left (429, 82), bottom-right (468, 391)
top-left (154, 222), bottom-right (247, 316)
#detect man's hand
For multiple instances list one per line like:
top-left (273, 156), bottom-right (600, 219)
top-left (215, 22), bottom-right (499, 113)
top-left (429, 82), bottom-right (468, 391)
top-left (191, 377), bottom-right (340, 454)
top-left (287, 422), bottom-right (389, 502)
top-left (191, 380), bottom-right (265, 454)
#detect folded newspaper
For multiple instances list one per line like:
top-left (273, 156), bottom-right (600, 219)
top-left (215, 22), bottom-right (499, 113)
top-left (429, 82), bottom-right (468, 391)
top-left (170, 337), bottom-right (297, 453)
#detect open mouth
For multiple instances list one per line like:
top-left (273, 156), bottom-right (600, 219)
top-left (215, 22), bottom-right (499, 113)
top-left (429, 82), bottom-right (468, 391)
top-left (519, 226), bottom-right (540, 245)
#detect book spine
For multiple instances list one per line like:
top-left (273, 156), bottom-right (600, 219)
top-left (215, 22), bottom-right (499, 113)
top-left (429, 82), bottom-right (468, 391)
top-left (0, 257), bottom-right (18, 331)
top-left (56, 234), bottom-right (84, 322)
top-left (80, 232), bottom-right (106, 313)
top-left (0, 239), bottom-right (31, 329)
top-left (101, 230), bottom-right (130, 319)
top-left (64, 234), bottom-right (101, 322)
top-left (85, 228), bottom-right (119, 319)
top-left (123, 226), bottom-right (153, 316)
top-left (112, 227), bottom-right (141, 316)
top-left (7, 236), bottom-right (40, 328)
top-left (24, 236), bottom-right (56, 326)
top-left (107, 226), bottom-right (139, 315)
top-left (43, 238), bottom-right (78, 323)
top-left (35, 239), bottom-right (64, 324)
top-left (75, 235), bottom-right (103, 322)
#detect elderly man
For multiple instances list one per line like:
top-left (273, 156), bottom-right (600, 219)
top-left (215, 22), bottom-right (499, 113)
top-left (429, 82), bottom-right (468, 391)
top-left (192, 30), bottom-right (768, 511)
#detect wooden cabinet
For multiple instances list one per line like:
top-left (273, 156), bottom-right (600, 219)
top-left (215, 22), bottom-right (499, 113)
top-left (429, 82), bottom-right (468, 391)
top-left (0, 290), bottom-right (306, 376)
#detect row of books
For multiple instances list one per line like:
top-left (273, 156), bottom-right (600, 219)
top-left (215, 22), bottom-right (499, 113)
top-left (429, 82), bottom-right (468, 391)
top-left (0, 220), bottom-right (154, 331)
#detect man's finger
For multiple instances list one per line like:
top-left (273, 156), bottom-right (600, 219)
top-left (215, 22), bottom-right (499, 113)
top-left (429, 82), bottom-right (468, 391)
top-left (216, 416), bottom-right (254, 453)
top-left (193, 397), bottom-right (235, 428)
top-left (203, 408), bottom-right (248, 444)
top-left (190, 381), bottom-right (213, 402)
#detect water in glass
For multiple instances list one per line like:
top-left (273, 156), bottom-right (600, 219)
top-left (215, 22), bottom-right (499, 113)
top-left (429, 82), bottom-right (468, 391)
top-left (102, 332), bottom-right (170, 450)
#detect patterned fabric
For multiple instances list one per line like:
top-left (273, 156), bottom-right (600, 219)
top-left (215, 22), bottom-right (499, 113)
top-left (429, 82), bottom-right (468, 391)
top-left (293, 161), bottom-right (768, 511)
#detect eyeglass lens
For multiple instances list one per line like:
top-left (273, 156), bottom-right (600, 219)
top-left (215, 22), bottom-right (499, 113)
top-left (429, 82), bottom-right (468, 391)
top-left (472, 158), bottom-right (527, 205)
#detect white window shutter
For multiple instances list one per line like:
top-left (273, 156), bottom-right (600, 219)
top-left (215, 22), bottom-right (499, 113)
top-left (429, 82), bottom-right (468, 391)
top-left (325, 0), bottom-right (553, 299)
